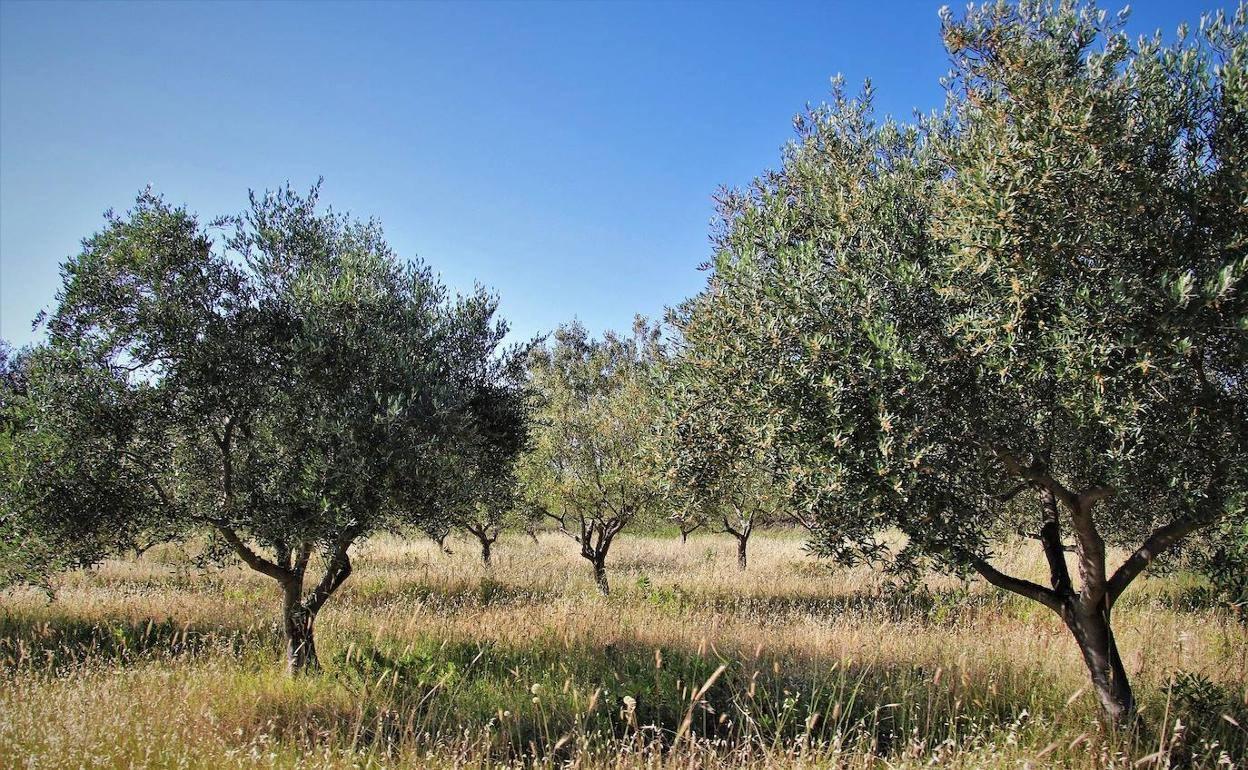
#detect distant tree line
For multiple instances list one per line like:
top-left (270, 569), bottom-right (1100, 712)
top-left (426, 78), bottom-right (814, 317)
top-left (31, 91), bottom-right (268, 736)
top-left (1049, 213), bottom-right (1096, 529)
top-left (2, 1), bottom-right (1244, 724)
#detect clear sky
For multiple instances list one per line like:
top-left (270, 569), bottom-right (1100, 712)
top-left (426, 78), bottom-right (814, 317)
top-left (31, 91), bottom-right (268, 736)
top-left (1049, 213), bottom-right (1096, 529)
top-left (0, 0), bottom-right (1223, 347)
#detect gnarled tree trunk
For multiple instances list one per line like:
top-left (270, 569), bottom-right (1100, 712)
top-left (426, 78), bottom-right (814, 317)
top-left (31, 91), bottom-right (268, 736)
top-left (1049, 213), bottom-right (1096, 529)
top-left (282, 578), bottom-right (319, 673)
top-left (467, 525), bottom-right (498, 567)
top-left (542, 506), bottom-right (623, 597)
top-left (1064, 602), bottom-right (1134, 721)
top-left (591, 555), bottom-right (609, 595)
top-left (215, 523), bottom-right (358, 676)
top-left (722, 512), bottom-right (753, 571)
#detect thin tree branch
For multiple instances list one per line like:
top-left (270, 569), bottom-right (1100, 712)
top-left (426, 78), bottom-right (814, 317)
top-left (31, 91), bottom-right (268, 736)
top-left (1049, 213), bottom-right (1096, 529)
top-left (539, 504), bottom-right (583, 544)
top-left (991, 483), bottom-right (1030, 502)
top-left (993, 449), bottom-right (1078, 507)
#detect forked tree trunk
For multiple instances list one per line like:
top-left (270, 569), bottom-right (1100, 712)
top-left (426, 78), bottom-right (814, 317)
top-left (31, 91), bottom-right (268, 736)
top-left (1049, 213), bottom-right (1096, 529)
top-left (722, 514), bottom-right (752, 571)
top-left (551, 512), bottom-right (621, 597)
top-left (283, 579), bottom-right (319, 673)
top-left (469, 528), bottom-right (498, 567)
top-left (734, 531), bottom-right (750, 570)
top-left (973, 454), bottom-right (1218, 725)
top-left (214, 523), bottom-right (357, 677)
top-left (465, 524), bottom-right (500, 567)
top-left (211, 426), bottom-right (359, 677)
top-left (679, 520), bottom-right (703, 544)
top-left (433, 531), bottom-right (452, 555)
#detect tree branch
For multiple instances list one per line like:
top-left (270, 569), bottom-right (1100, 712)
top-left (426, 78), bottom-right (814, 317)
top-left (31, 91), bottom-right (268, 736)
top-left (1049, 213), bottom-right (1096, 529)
top-left (991, 483), bottom-right (1030, 502)
top-left (1078, 485), bottom-right (1115, 505)
top-left (1107, 515), bottom-right (1214, 607)
top-left (303, 525), bottom-right (362, 613)
top-left (969, 555), bottom-right (1063, 613)
top-left (211, 523), bottom-right (291, 582)
top-left (540, 504), bottom-right (582, 544)
top-left (1067, 496), bottom-right (1109, 604)
top-left (1036, 487), bottom-right (1074, 597)
top-left (993, 449), bottom-right (1077, 507)
top-left (293, 541), bottom-right (313, 576)
top-left (1014, 529), bottom-right (1076, 551)
top-left (678, 518), bottom-right (705, 537)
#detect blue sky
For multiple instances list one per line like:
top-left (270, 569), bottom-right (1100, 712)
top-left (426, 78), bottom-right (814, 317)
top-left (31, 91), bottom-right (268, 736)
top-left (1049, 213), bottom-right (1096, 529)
top-left (0, 0), bottom-right (1223, 347)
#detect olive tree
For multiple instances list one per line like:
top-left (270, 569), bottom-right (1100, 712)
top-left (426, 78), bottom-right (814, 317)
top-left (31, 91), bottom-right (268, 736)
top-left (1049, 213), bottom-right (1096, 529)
top-left (1, 343), bottom-right (171, 587)
top-left (518, 319), bottom-right (666, 594)
top-left (426, 351), bottom-right (531, 567)
top-left (661, 450), bottom-right (783, 570)
top-left (2, 185), bottom-right (517, 672)
top-left (668, 3), bottom-right (1246, 723)
top-left (675, 517), bottom-right (705, 544)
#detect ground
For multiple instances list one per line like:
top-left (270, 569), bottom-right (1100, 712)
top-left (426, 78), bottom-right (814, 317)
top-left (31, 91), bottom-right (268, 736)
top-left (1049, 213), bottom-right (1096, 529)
top-left (0, 532), bottom-right (1244, 768)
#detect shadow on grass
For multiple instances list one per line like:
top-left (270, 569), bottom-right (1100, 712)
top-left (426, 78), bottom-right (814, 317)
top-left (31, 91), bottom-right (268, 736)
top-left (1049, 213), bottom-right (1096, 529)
top-left (344, 576), bottom-right (562, 612)
top-left (615, 579), bottom-right (1050, 626)
top-left (0, 612), bottom-right (269, 671)
top-left (4, 580), bottom-right (1243, 766)
top-left (348, 571), bottom-right (1044, 627)
top-left (307, 632), bottom-right (1058, 762)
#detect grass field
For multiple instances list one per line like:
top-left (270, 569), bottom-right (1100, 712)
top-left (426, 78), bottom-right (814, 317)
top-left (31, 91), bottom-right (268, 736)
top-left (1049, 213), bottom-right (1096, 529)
top-left (1, 532), bottom-right (1244, 768)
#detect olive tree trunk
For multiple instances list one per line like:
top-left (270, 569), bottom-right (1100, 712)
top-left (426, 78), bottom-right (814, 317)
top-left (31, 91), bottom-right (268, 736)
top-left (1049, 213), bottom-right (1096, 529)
top-left (972, 461), bottom-right (1215, 724)
top-left (282, 578), bottom-right (319, 673)
top-left (215, 524), bottom-right (358, 676)
top-left (734, 531), bottom-right (750, 570)
top-left (722, 513), bottom-right (753, 571)
top-left (544, 508), bottom-right (624, 597)
top-left (467, 525), bottom-right (499, 567)
top-left (591, 554), bottom-right (610, 595)
top-left (1064, 602), bottom-right (1134, 721)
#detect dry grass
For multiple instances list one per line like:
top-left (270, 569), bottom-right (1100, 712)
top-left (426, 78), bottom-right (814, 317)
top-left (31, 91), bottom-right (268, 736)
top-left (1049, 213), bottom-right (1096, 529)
top-left (1, 531), bottom-right (1244, 768)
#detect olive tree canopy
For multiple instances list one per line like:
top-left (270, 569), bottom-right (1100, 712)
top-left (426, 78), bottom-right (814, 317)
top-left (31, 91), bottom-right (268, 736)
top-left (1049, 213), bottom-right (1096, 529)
top-left (667, 2), bottom-right (1246, 722)
top-left (1, 184), bottom-right (521, 672)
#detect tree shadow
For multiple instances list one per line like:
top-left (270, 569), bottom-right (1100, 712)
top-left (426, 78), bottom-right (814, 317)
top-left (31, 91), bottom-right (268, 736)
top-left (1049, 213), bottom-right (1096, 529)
top-left (310, 631), bottom-right (1076, 763)
top-left (625, 580), bottom-right (1040, 626)
top-left (0, 612), bottom-right (268, 671)
top-left (344, 576), bottom-right (561, 612)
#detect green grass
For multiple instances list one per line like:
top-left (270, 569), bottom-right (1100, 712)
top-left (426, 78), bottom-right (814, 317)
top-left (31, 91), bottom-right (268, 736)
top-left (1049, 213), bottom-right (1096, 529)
top-left (1, 532), bottom-right (1245, 768)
